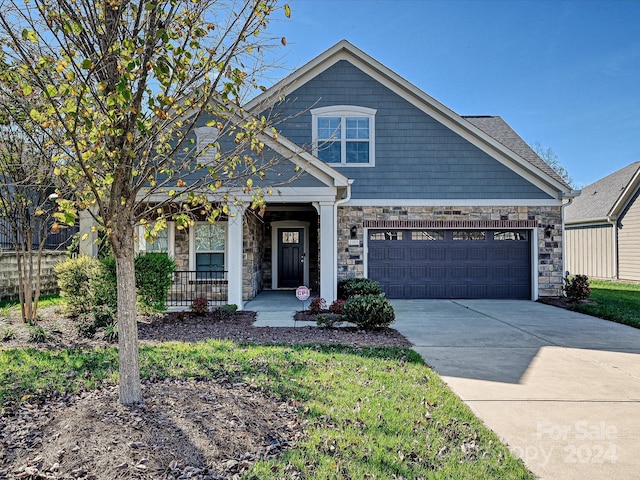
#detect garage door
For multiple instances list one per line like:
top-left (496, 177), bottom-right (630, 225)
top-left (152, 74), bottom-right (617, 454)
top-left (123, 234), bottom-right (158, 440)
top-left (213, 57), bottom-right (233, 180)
top-left (368, 229), bottom-right (531, 299)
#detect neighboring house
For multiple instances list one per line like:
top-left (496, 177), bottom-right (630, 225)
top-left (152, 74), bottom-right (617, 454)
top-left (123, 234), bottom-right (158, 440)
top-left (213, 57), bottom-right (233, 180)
top-left (0, 218), bottom-right (78, 251)
top-left (565, 162), bottom-right (640, 281)
top-left (80, 40), bottom-right (575, 308)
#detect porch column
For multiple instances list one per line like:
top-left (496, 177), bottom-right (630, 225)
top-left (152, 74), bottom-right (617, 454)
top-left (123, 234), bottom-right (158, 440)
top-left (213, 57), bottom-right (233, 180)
top-left (227, 205), bottom-right (244, 309)
top-left (318, 201), bottom-right (336, 303)
top-left (78, 208), bottom-right (98, 257)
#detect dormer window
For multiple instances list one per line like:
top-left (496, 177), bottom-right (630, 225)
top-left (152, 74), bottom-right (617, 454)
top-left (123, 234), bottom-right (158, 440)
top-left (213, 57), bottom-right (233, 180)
top-left (311, 106), bottom-right (376, 166)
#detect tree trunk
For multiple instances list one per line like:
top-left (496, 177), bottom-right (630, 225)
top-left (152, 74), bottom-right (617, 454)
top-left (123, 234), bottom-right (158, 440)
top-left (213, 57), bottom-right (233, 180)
top-left (113, 227), bottom-right (142, 405)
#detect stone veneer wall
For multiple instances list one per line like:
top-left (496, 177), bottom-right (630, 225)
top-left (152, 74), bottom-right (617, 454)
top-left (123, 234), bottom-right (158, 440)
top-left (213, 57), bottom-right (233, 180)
top-left (173, 225), bottom-right (189, 272)
top-left (0, 251), bottom-right (67, 301)
top-left (337, 205), bottom-right (564, 298)
top-left (243, 214), bottom-right (264, 301)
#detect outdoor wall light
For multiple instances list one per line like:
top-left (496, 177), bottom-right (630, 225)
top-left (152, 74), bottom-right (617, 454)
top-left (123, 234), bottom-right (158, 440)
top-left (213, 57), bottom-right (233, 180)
top-left (544, 225), bottom-right (553, 238)
top-left (350, 226), bottom-right (357, 239)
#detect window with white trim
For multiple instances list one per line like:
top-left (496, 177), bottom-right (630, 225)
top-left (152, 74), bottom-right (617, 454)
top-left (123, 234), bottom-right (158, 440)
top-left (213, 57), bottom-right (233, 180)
top-left (195, 223), bottom-right (226, 277)
top-left (138, 223), bottom-right (173, 255)
top-left (311, 106), bottom-right (376, 166)
top-left (144, 229), bottom-right (168, 252)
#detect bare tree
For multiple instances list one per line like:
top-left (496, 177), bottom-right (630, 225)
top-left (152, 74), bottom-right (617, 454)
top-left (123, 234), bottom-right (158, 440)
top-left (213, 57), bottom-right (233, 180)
top-left (531, 141), bottom-right (574, 188)
top-left (0, 0), bottom-right (290, 404)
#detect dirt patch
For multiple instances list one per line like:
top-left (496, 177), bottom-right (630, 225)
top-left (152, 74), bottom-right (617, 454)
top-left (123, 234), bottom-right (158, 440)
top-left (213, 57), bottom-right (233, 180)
top-left (2, 380), bottom-right (304, 480)
top-left (1, 308), bottom-right (411, 479)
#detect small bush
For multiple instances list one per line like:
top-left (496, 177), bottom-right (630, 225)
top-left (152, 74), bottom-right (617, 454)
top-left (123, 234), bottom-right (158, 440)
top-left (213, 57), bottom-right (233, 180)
top-left (190, 297), bottom-right (210, 315)
top-left (102, 323), bottom-right (118, 343)
top-left (338, 278), bottom-right (383, 300)
top-left (76, 318), bottom-right (97, 338)
top-left (94, 256), bottom-right (118, 311)
top-left (328, 299), bottom-right (346, 315)
top-left (316, 313), bottom-right (343, 329)
top-left (28, 324), bottom-right (47, 343)
top-left (308, 296), bottom-right (327, 314)
top-left (91, 253), bottom-right (177, 315)
top-left (212, 304), bottom-right (238, 321)
top-left (564, 274), bottom-right (591, 302)
top-left (343, 294), bottom-right (395, 331)
top-left (135, 252), bottom-right (176, 314)
top-left (1, 328), bottom-right (16, 341)
top-left (93, 305), bottom-right (116, 328)
top-left (55, 256), bottom-right (103, 317)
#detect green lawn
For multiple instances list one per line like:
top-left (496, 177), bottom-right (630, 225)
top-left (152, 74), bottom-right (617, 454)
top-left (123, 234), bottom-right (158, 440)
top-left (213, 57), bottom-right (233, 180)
top-left (0, 293), bottom-right (64, 313)
top-left (0, 341), bottom-right (534, 479)
top-left (570, 280), bottom-right (640, 329)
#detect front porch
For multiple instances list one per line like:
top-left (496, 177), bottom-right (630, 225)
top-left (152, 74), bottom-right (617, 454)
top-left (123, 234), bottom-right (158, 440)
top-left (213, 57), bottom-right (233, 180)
top-left (165, 201), bottom-right (339, 310)
top-left (244, 289), bottom-right (313, 327)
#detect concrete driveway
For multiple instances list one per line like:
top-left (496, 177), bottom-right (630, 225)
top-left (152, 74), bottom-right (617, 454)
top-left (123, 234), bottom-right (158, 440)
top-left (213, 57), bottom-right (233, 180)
top-left (391, 299), bottom-right (640, 480)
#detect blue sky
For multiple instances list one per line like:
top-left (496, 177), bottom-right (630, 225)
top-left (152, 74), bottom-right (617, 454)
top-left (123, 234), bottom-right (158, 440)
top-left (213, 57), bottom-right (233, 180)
top-left (265, 0), bottom-right (640, 188)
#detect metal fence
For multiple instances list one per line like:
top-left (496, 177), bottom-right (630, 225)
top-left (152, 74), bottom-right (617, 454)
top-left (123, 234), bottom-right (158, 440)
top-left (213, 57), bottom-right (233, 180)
top-left (168, 270), bottom-right (229, 307)
top-left (0, 223), bottom-right (78, 251)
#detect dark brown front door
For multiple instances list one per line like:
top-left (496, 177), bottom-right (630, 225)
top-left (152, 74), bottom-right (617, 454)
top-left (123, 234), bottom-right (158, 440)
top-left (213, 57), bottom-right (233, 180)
top-left (278, 228), bottom-right (304, 288)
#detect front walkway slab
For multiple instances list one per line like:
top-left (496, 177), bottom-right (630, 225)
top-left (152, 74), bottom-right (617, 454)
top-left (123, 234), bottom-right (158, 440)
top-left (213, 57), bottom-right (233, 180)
top-left (391, 299), bottom-right (640, 480)
top-left (244, 289), bottom-right (308, 327)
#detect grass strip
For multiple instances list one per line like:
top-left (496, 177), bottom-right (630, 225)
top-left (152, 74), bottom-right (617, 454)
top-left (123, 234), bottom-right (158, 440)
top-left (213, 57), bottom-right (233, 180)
top-left (570, 280), bottom-right (640, 329)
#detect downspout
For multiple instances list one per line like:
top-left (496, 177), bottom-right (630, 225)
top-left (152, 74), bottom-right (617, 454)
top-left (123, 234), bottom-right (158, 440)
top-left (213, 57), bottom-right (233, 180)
top-left (333, 179), bottom-right (354, 298)
top-left (561, 190), bottom-right (580, 296)
top-left (606, 215), bottom-right (618, 280)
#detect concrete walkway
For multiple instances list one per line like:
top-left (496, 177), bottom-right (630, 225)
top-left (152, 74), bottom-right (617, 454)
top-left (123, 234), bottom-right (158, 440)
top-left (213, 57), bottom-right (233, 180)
top-left (244, 290), bottom-right (308, 327)
top-left (391, 299), bottom-right (640, 480)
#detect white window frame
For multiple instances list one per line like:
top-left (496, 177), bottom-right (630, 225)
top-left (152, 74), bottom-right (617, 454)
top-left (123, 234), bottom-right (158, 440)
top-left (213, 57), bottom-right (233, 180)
top-left (311, 105), bottom-right (376, 167)
top-left (137, 222), bottom-right (174, 257)
top-left (189, 222), bottom-right (227, 273)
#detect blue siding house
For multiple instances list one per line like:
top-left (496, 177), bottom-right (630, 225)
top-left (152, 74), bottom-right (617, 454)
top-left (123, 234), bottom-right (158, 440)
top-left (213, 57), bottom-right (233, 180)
top-left (94, 40), bottom-right (574, 307)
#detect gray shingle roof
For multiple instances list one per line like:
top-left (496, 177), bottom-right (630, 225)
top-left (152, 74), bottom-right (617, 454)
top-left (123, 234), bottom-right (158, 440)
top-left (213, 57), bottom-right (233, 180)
top-left (463, 116), bottom-right (570, 189)
top-left (565, 162), bottom-right (640, 223)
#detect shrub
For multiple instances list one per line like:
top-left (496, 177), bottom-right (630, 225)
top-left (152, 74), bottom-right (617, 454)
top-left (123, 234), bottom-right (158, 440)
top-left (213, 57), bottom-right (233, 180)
top-left (564, 274), bottom-right (591, 302)
top-left (94, 256), bottom-right (118, 311)
top-left (328, 299), bottom-right (346, 315)
top-left (190, 297), bottom-right (210, 315)
top-left (212, 304), bottom-right (238, 321)
top-left (76, 318), bottom-right (97, 338)
top-left (92, 253), bottom-right (177, 315)
top-left (135, 252), bottom-right (176, 314)
top-left (343, 294), bottom-right (395, 331)
top-left (28, 324), bottom-right (47, 343)
top-left (55, 256), bottom-right (103, 317)
top-left (316, 313), bottom-right (343, 329)
top-left (308, 296), bottom-right (327, 314)
top-left (338, 278), bottom-right (383, 300)
top-left (102, 323), bottom-right (118, 343)
top-left (1, 328), bottom-right (16, 342)
top-left (92, 305), bottom-right (116, 328)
